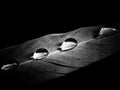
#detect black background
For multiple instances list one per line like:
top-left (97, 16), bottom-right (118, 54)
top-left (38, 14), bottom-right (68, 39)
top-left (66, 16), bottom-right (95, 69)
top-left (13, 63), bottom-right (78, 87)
top-left (0, 2), bottom-right (120, 89)
top-left (1, 4), bottom-right (119, 49)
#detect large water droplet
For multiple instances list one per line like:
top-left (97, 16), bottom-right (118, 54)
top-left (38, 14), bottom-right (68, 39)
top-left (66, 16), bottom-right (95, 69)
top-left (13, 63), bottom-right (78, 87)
top-left (58, 38), bottom-right (78, 51)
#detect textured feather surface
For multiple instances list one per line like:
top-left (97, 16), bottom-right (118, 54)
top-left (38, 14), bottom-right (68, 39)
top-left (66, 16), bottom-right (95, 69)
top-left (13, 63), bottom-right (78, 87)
top-left (0, 25), bottom-right (120, 83)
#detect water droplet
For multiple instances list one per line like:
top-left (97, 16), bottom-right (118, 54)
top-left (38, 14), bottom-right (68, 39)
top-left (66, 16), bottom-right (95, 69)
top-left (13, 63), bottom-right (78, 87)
top-left (31, 48), bottom-right (49, 60)
top-left (1, 59), bottom-right (19, 71)
top-left (99, 27), bottom-right (117, 36)
top-left (58, 38), bottom-right (78, 51)
top-left (1, 63), bottom-right (17, 70)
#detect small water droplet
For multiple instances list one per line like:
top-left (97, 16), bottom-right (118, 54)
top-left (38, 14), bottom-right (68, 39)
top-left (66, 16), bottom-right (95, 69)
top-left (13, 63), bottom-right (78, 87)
top-left (1, 59), bottom-right (19, 71)
top-left (1, 63), bottom-right (18, 70)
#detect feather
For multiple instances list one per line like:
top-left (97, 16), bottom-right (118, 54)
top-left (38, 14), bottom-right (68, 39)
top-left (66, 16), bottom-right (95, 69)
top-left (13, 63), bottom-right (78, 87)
top-left (0, 24), bottom-right (120, 83)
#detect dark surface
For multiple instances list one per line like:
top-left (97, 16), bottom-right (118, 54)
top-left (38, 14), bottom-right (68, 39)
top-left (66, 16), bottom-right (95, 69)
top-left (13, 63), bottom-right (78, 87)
top-left (0, 7), bottom-right (119, 49)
